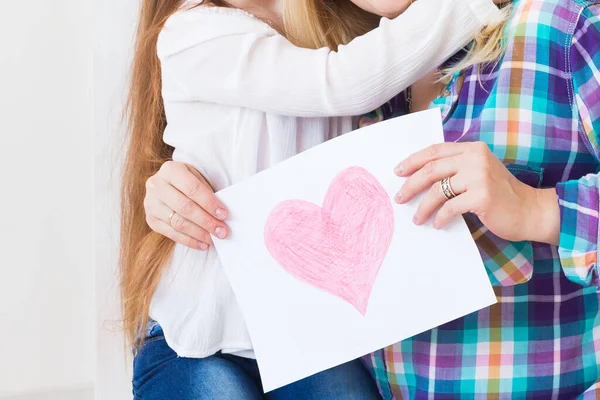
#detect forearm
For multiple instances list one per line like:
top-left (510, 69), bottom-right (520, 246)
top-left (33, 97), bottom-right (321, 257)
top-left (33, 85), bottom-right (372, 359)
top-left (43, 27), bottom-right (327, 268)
top-left (554, 174), bottom-right (600, 286)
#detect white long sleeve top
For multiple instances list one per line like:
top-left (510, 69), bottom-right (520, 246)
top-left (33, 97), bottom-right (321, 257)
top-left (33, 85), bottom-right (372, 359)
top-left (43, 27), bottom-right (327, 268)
top-left (149, 0), bottom-right (502, 359)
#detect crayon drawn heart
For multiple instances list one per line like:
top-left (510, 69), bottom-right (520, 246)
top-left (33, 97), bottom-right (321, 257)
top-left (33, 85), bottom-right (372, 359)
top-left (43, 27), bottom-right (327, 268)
top-left (264, 166), bottom-right (394, 315)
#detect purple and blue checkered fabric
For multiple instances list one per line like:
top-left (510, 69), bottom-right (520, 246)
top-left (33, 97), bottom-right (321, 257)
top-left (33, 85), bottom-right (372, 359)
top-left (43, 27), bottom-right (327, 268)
top-left (365, 0), bottom-right (600, 398)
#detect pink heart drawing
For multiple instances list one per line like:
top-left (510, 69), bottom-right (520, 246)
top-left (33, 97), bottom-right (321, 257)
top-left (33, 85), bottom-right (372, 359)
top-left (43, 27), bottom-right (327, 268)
top-left (264, 166), bottom-right (394, 315)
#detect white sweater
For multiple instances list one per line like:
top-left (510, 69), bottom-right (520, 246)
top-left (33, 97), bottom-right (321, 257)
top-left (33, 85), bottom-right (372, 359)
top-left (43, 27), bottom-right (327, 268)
top-left (150, 0), bottom-right (502, 359)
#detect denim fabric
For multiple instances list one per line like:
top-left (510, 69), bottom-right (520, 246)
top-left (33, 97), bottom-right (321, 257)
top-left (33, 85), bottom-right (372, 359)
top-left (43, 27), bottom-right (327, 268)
top-left (132, 322), bottom-right (381, 400)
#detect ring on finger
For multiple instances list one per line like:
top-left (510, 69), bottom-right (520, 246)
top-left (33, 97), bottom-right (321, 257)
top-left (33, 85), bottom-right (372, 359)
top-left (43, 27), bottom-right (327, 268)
top-left (168, 210), bottom-right (177, 228)
top-left (440, 177), bottom-right (458, 200)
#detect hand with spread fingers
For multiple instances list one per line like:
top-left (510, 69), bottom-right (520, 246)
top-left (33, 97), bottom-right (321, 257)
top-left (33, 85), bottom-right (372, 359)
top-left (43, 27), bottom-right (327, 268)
top-left (144, 161), bottom-right (229, 250)
top-left (394, 141), bottom-right (560, 246)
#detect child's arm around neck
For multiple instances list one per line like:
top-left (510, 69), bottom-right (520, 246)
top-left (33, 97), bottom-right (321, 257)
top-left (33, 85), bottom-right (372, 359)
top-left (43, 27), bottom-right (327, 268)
top-left (159, 0), bottom-right (501, 117)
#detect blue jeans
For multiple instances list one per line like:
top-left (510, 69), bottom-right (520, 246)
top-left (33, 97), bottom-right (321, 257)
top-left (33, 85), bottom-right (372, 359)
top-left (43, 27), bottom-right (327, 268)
top-left (133, 322), bottom-right (382, 399)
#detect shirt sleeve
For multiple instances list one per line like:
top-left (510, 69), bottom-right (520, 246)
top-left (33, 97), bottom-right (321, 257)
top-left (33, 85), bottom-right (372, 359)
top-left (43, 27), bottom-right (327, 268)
top-left (555, 5), bottom-right (600, 287)
top-left (158, 0), bottom-right (502, 117)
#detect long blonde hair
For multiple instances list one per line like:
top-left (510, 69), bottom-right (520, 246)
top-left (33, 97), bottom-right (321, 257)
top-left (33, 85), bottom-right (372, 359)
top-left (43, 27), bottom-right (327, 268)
top-left (283, 0), bottom-right (381, 50)
top-left (121, 0), bottom-right (230, 349)
top-left (444, 4), bottom-right (512, 77)
top-left (121, 0), bottom-right (510, 349)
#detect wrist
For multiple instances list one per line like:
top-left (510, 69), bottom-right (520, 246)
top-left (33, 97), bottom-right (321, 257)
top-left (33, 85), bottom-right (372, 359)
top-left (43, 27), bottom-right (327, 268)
top-left (523, 187), bottom-right (560, 245)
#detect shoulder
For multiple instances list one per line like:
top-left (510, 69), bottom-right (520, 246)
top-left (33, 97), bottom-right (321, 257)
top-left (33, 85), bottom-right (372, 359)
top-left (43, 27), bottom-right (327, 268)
top-left (507, 0), bottom-right (593, 41)
top-left (498, 0), bottom-right (598, 72)
top-left (158, 5), bottom-right (275, 58)
top-left (164, 3), bottom-right (270, 31)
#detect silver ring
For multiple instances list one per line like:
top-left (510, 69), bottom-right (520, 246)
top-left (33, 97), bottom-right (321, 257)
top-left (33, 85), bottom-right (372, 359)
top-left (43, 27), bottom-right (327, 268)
top-left (440, 177), bottom-right (457, 200)
top-left (168, 210), bottom-right (177, 228)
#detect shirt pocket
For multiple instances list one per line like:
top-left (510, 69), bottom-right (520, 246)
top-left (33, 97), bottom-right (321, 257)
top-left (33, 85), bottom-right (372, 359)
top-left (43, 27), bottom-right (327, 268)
top-left (464, 164), bottom-right (543, 286)
top-left (504, 163), bottom-right (544, 188)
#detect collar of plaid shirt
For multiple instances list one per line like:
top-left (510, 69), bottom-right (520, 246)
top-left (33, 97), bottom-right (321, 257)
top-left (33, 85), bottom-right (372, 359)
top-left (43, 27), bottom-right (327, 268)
top-left (365, 0), bottom-right (600, 398)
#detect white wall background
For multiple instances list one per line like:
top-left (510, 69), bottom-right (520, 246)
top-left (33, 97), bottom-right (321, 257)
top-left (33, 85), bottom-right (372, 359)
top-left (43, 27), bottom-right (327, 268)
top-left (93, 0), bottom-right (139, 399)
top-left (0, 0), bottom-right (139, 398)
top-left (0, 0), bottom-right (95, 399)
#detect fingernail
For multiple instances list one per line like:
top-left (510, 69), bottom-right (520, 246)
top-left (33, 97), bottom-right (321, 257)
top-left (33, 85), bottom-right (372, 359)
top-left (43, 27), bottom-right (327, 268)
top-left (215, 227), bottom-right (226, 239)
top-left (412, 215), bottom-right (420, 225)
top-left (432, 221), bottom-right (439, 230)
top-left (395, 165), bottom-right (403, 175)
top-left (394, 193), bottom-right (402, 203)
top-left (216, 208), bottom-right (227, 220)
top-left (199, 242), bottom-right (209, 251)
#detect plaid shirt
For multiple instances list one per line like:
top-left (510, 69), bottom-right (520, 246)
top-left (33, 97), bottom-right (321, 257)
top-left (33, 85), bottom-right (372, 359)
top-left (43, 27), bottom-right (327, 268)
top-left (365, 0), bottom-right (600, 398)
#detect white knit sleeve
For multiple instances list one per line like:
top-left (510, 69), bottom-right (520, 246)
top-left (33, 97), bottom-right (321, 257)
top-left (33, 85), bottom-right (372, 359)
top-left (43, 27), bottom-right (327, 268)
top-left (158, 0), bottom-right (501, 117)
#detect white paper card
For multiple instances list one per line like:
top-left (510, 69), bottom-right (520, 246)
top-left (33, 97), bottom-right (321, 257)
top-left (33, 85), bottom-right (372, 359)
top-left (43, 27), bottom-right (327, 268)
top-left (213, 109), bottom-right (497, 392)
